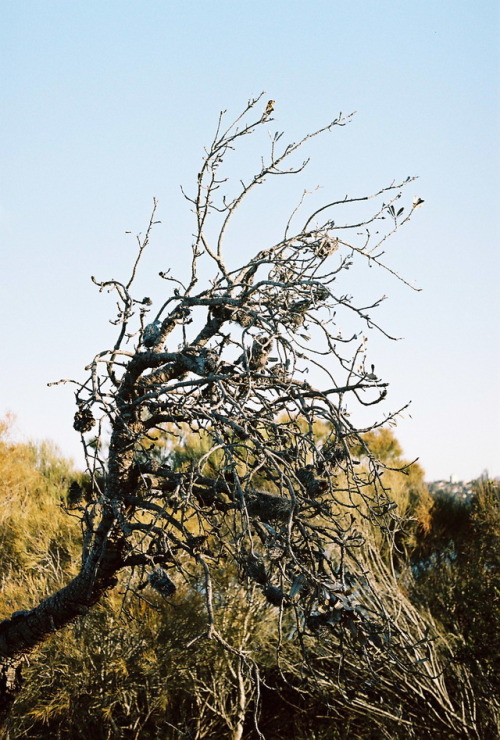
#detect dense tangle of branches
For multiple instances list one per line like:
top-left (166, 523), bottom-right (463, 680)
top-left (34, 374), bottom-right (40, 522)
top-left (3, 95), bottom-right (464, 735)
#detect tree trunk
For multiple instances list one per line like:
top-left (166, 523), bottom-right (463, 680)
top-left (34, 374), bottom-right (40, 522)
top-left (0, 512), bottom-right (125, 722)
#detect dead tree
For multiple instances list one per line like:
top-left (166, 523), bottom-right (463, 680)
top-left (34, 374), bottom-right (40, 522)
top-left (0, 94), bottom-right (427, 725)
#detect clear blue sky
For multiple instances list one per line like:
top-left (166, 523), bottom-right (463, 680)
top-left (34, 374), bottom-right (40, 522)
top-left (1, 1), bottom-right (499, 480)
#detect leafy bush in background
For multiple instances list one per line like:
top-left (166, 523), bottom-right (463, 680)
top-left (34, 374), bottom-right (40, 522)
top-left (2, 417), bottom-right (497, 738)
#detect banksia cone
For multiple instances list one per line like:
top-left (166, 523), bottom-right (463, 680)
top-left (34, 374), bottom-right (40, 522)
top-left (314, 236), bottom-right (339, 259)
top-left (264, 584), bottom-right (286, 607)
top-left (287, 312), bottom-right (305, 329)
top-left (73, 407), bottom-right (95, 433)
top-left (209, 303), bottom-right (233, 322)
top-left (244, 555), bottom-right (267, 585)
top-left (67, 481), bottom-right (84, 507)
top-left (312, 285), bottom-right (330, 302)
top-left (247, 491), bottom-right (293, 522)
top-left (237, 335), bottom-right (272, 372)
top-left (148, 568), bottom-right (176, 599)
top-left (249, 335), bottom-right (272, 371)
top-left (318, 441), bottom-right (348, 472)
top-left (142, 319), bottom-right (162, 348)
top-left (297, 466), bottom-right (329, 497)
top-left (233, 308), bottom-right (253, 327)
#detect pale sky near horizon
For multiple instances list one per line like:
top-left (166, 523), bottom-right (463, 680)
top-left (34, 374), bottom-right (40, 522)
top-left (1, 1), bottom-right (499, 481)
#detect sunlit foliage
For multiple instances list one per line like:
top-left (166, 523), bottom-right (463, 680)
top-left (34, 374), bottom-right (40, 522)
top-left (2, 418), bottom-right (497, 738)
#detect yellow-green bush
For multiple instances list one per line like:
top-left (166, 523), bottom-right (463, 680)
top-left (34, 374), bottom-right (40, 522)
top-left (0, 419), bottom-right (80, 616)
top-left (1, 417), bottom-right (497, 738)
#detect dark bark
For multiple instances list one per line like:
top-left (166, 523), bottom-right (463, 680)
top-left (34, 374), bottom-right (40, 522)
top-left (0, 512), bottom-right (126, 716)
top-left (0, 660), bottom-right (22, 728)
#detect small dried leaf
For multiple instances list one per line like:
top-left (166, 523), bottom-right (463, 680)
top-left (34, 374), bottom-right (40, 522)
top-left (289, 574), bottom-right (305, 599)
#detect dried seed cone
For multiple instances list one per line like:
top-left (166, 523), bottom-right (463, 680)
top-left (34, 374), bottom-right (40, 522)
top-left (233, 309), bottom-right (252, 327)
top-left (264, 584), bottom-right (286, 607)
top-left (67, 481), bottom-right (84, 506)
top-left (73, 407), bottom-right (95, 433)
top-left (244, 555), bottom-right (267, 585)
top-left (148, 568), bottom-right (176, 598)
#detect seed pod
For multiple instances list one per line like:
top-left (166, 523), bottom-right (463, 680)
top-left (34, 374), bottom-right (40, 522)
top-left (287, 312), bottom-right (305, 329)
top-left (264, 584), bottom-right (287, 607)
top-left (73, 407), bottom-right (95, 433)
top-left (148, 568), bottom-right (176, 599)
top-left (247, 491), bottom-right (293, 522)
top-left (67, 481), bottom-right (84, 507)
top-left (314, 236), bottom-right (339, 259)
top-left (233, 308), bottom-right (253, 327)
top-left (318, 441), bottom-right (349, 473)
top-left (290, 299), bottom-right (311, 315)
top-left (142, 320), bottom-right (162, 348)
top-left (66, 480), bottom-right (83, 506)
top-left (244, 555), bottom-right (267, 585)
top-left (312, 285), bottom-right (330, 302)
top-left (296, 466), bottom-right (328, 497)
top-left (209, 303), bottom-right (233, 322)
top-left (237, 335), bottom-right (272, 372)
